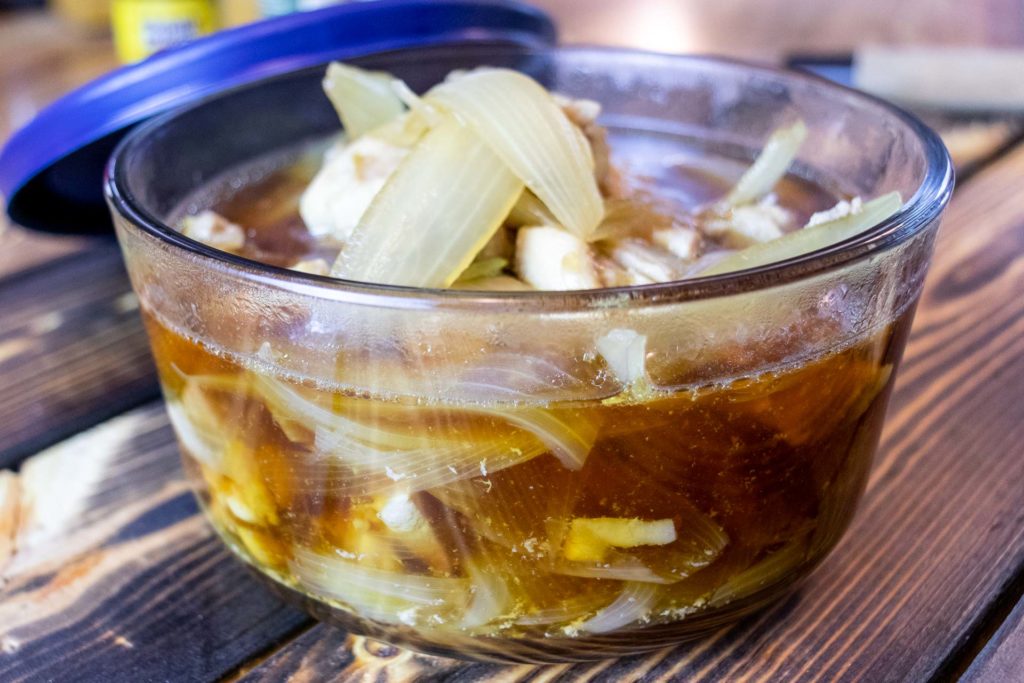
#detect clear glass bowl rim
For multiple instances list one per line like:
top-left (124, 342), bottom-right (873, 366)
top-left (105, 46), bottom-right (954, 313)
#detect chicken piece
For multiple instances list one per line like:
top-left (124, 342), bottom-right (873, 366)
top-left (299, 136), bottom-right (408, 243)
top-left (807, 196), bottom-right (864, 227)
top-left (704, 194), bottom-right (794, 248)
top-left (181, 210), bottom-right (246, 252)
top-left (596, 328), bottom-right (648, 387)
top-left (652, 224), bottom-right (702, 261)
top-left (515, 226), bottom-right (600, 290)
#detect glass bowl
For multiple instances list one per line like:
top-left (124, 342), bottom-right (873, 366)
top-left (104, 46), bottom-right (953, 663)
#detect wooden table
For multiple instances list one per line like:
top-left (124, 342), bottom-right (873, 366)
top-left (2, 3), bottom-right (1023, 681)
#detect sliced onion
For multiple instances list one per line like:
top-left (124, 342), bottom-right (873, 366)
top-left (459, 565), bottom-right (510, 630)
top-left (254, 374), bottom-right (436, 450)
top-left (451, 354), bottom-right (602, 470)
top-left (453, 257), bottom-right (508, 284)
top-left (165, 399), bottom-right (221, 469)
top-left (427, 68), bottom-right (603, 238)
top-left (471, 406), bottom-right (598, 471)
top-left (452, 351), bottom-right (598, 402)
top-left (700, 191), bottom-right (903, 276)
top-left (331, 116), bottom-right (523, 286)
top-left (709, 538), bottom-right (809, 606)
top-left (450, 275), bottom-right (531, 292)
top-left (322, 62), bottom-right (405, 139)
top-left (506, 189), bottom-right (558, 227)
top-left (554, 556), bottom-right (676, 585)
top-left (724, 120), bottom-right (808, 207)
top-left (291, 546), bottom-right (470, 625)
top-left (313, 428), bottom-right (546, 495)
top-left (577, 583), bottom-right (658, 634)
top-left (513, 593), bottom-right (612, 627)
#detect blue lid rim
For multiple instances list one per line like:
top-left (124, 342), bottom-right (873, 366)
top-left (0, 0), bottom-right (556, 233)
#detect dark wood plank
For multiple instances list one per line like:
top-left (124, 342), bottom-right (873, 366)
top-left (0, 403), bottom-right (311, 683)
top-left (236, 141), bottom-right (1024, 681)
top-left (0, 243), bottom-right (159, 467)
top-left (964, 594), bottom-right (1024, 682)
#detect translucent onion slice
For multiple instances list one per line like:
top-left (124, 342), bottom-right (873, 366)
top-left (578, 583), bottom-right (658, 634)
top-left (165, 400), bottom-right (221, 469)
top-left (432, 455), bottom-right (580, 552)
top-left (427, 68), bottom-right (603, 238)
top-left (471, 406), bottom-right (598, 471)
top-left (459, 564), bottom-right (510, 630)
top-left (312, 426), bottom-right (547, 495)
top-left (452, 351), bottom-right (598, 402)
top-left (322, 62), bottom-right (406, 139)
top-left (709, 538), bottom-right (809, 606)
top-left (331, 117), bottom-right (524, 286)
top-left (555, 554), bottom-right (676, 585)
top-left (514, 594), bottom-right (613, 627)
top-left (453, 257), bottom-right (508, 284)
top-left (165, 371), bottom-right (249, 469)
top-left (253, 374), bottom-right (435, 451)
top-left (724, 120), bottom-right (808, 207)
top-left (450, 275), bottom-right (531, 292)
top-left (506, 189), bottom-right (558, 228)
top-left (290, 546), bottom-right (470, 625)
top-left (450, 354), bottom-right (602, 470)
top-left (700, 191), bottom-right (903, 276)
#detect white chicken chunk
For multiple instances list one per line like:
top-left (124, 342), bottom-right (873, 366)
top-left (181, 210), bottom-right (246, 252)
top-left (299, 136), bottom-right (408, 243)
top-left (377, 494), bottom-right (426, 533)
top-left (807, 196), bottom-right (864, 226)
top-left (704, 194), bottom-right (793, 248)
top-left (652, 224), bottom-right (702, 261)
top-left (516, 226), bottom-right (600, 290)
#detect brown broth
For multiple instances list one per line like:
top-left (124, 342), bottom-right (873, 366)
top-left (155, 130), bottom-right (901, 652)
top-left (147, 305), bottom-right (907, 638)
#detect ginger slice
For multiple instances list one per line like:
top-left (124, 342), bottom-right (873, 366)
top-left (564, 517), bottom-right (677, 562)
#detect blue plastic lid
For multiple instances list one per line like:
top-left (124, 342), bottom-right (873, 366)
top-left (0, 0), bottom-right (555, 233)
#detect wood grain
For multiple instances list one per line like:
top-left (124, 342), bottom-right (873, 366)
top-left (0, 403), bottom-right (310, 683)
top-left (964, 594), bottom-right (1024, 682)
top-left (236, 141), bottom-right (1024, 681)
top-left (0, 243), bottom-right (159, 468)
